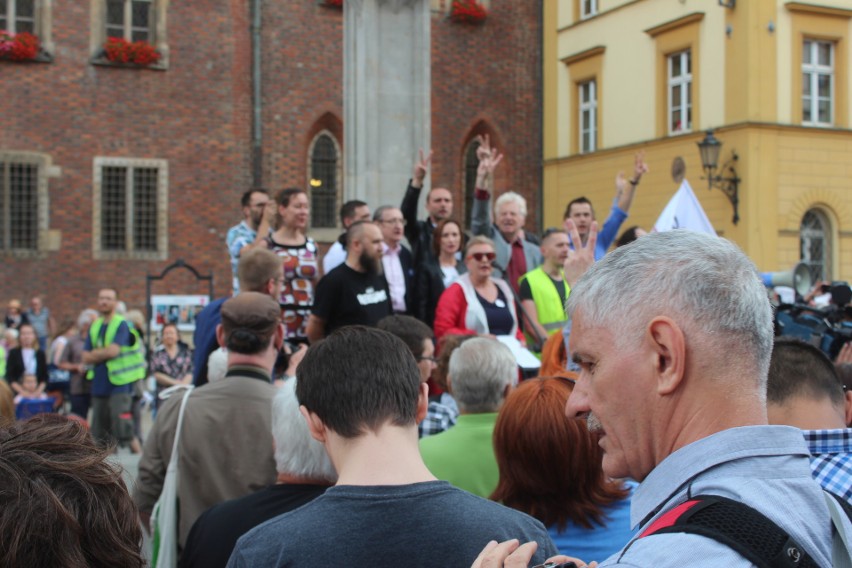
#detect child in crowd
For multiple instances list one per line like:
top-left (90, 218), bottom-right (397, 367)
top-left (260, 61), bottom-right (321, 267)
top-left (13, 374), bottom-right (48, 405)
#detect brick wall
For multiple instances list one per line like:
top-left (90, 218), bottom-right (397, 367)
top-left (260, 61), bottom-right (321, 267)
top-left (0, 1), bottom-right (541, 326)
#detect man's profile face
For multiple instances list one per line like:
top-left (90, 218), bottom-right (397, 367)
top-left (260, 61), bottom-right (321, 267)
top-left (542, 232), bottom-right (570, 265)
top-left (565, 308), bottom-right (653, 481)
top-left (96, 290), bottom-right (117, 315)
top-left (427, 188), bottom-right (453, 222)
top-left (245, 191), bottom-right (270, 229)
top-left (568, 203), bottom-right (594, 239)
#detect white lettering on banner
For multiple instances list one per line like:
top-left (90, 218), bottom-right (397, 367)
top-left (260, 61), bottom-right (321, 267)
top-left (357, 287), bottom-right (388, 306)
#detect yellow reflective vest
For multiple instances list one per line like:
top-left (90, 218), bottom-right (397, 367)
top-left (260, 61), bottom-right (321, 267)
top-left (86, 316), bottom-right (146, 386)
top-left (519, 266), bottom-right (570, 337)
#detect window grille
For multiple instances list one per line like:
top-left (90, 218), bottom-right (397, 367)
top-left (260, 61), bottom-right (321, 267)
top-left (0, 161), bottom-right (38, 251)
top-left (667, 50), bottom-right (692, 135)
top-left (0, 0), bottom-right (36, 34)
top-left (802, 39), bottom-right (833, 126)
top-left (105, 0), bottom-right (152, 43)
top-left (99, 163), bottom-right (161, 253)
top-left (801, 210), bottom-right (830, 282)
top-left (309, 134), bottom-right (338, 228)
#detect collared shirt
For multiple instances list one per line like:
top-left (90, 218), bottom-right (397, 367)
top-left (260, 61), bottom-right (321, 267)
top-left (419, 394), bottom-right (460, 438)
top-left (602, 426), bottom-right (839, 567)
top-left (506, 236), bottom-right (526, 294)
top-left (381, 242), bottom-right (407, 313)
top-left (226, 221), bottom-right (257, 295)
top-left (803, 428), bottom-right (852, 506)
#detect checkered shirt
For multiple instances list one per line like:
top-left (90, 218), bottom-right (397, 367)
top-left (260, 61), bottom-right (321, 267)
top-left (419, 401), bottom-right (459, 438)
top-left (803, 428), bottom-right (852, 506)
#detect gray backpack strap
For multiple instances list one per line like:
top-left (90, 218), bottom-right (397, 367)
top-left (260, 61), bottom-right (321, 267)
top-left (824, 491), bottom-right (852, 568)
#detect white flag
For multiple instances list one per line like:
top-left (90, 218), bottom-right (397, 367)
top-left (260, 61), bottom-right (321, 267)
top-left (653, 179), bottom-right (715, 235)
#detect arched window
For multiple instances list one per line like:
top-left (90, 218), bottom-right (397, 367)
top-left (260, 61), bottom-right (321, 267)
top-left (800, 209), bottom-right (831, 282)
top-left (463, 138), bottom-right (480, 229)
top-left (308, 133), bottom-right (340, 228)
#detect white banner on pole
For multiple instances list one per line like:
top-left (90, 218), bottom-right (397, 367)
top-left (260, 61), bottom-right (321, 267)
top-left (653, 179), bottom-right (716, 235)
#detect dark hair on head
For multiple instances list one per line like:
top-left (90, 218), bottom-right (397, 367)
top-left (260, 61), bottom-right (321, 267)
top-left (563, 197), bottom-right (594, 220)
top-left (238, 248), bottom-right (282, 293)
top-left (491, 377), bottom-right (628, 530)
top-left (431, 219), bottom-right (463, 257)
top-left (160, 322), bottom-right (179, 336)
top-left (615, 226), bottom-right (642, 248)
top-left (434, 334), bottom-right (475, 392)
top-left (541, 227), bottom-right (567, 242)
top-left (275, 187), bottom-right (306, 208)
top-left (241, 188), bottom-right (269, 207)
top-left (226, 328), bottom-right (269, 354)
top-left (377, 315), bottom-right (433, 358)
top-left (767, 336), bottom-right (845, 407)
top-left (0, 381), bottom-right (13, 427)
top-left (340, 200), bottom-right (368, 225)
top-left (296, 326), bottom-right (421, 439)
top-left (0, 414), bottom-right (144, 567)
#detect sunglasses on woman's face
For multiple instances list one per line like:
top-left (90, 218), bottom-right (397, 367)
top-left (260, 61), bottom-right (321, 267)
top-left (468, 252), bottom-right (496, 262)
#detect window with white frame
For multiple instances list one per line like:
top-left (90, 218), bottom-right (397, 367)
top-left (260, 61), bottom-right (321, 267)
top-left (667, 50), bottom-right (692, 135)
top-left (580, 0), bottom-right (597, 19)
top-left (0, 0), bottom-right (35, 33)
top-left (105, 0), bottom-right (153, 43)
top-left (93, 157), bottom-right (168, 259)
top-left (579, 79), bottom-right (597, 153)
top-left (800, 209), bottom-right (831, 282)
top-left (308, 133), bottom-right (340, 229)
top-left (802, 39), bottom-right (833, 126)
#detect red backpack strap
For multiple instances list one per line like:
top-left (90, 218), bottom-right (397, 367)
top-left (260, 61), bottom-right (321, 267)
top-left (639, 499), bottom-right (701, 538)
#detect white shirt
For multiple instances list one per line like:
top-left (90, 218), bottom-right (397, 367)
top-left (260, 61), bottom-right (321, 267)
top-left (381, 242), bottom-right (407, 313)
top-left (322, 240), bottom-right (347, 274)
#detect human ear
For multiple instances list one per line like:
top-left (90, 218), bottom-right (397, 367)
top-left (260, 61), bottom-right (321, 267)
top-left (646, 317), bottom-right (686, 395)
top-left (300, 405), bottom-right (327, 443)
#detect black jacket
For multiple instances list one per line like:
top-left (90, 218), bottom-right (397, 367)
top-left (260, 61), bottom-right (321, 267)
top-left (401, 180), bottom-right (437, 269)
top-left (6, 347), bottom-right (48, 384)
top-left (415, 258), bottom-right (467, 329)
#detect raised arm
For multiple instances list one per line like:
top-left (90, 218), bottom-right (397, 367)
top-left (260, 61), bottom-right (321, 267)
top-left (614, 151), bottom-right (649, 214)
top-left (470, 135), bottom-right (504, 237)
top-left (402, 149), bottom-right (432, 242)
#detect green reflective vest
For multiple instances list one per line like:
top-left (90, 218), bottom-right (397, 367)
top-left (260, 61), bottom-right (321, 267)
top-left (519, 266), bottom-right (571, 338)
top-left (86, 316), bottom-right (146, 386)
top-left (0, 343), bottom-right (6, 378)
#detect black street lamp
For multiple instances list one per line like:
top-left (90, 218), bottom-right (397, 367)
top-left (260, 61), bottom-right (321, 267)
top-left (697, 129), bottom-right (740, 225)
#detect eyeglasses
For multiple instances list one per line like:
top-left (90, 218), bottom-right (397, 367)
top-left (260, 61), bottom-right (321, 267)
top-left (417, 356), bottom-right (437, 364)
top-left (380, 218), bottom-right (407, 227)
top-left (468, 252), bottom-right (496, 262)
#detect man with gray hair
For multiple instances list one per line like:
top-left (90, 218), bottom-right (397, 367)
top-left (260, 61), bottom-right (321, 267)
top-left (373, 205), bottom-right (415, 314)
top-left (180, 379), bottom-right (336, 568)
top-left (478, 229), bottom-right (852, 567)
top-left (420, 337), bottom-right (516, 498)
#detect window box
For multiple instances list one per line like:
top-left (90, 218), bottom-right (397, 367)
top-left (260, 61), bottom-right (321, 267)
top-left (449, 0), bottom-right (487, 24)
top-left (100, 36), bottom-right (160, 66)
top-left (0, 30), bottom-right (49, 62)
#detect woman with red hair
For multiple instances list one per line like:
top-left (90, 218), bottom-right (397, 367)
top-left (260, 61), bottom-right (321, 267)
top-left (491, 377), bottom-right (635, 561)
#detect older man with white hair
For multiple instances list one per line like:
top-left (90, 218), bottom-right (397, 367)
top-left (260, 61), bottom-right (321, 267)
top-left (181, 379), bottom-right (337, 568)
top-left (420, 337), bottom-right (516, 498)
top-left (476, 229), bottom-right (852, 568)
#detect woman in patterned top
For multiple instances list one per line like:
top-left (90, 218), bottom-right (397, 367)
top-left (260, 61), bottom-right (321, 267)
top-left (150, 323), bottom-right (193, 406)
top-left (265, 187), bottom-right (319, 344)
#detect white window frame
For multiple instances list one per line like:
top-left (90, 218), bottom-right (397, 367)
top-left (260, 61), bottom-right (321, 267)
top-left (0, 0), bottom-right (54, 55)
top-left (802, 39), bottom-right (834, 126)
top-left (91, 0), bottom-right (168, 66)
top-left (579, 79), bottom-right (597, 153)
top-left (92, 157), bottom-right (168, 260)
top-left (667, 50), bottom-right (692, 135)
top-left (580, 0), bottom-right (598, 20)
top-left (800, 209), bottom-right (831, 282)
top-left (105, 0), bottom-right (152, 43)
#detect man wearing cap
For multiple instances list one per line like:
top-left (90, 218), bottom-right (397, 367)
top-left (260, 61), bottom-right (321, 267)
top-left (135, 292), bottom-right (282, 550)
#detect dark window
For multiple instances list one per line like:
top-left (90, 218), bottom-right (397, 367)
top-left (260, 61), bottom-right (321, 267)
top-left (309, 134), bottom-right (338, 228)
top-left (1, 0), bottom-right (35, 34)
top-left (101, 165), bottom-right (159, 252)
top-left (105, 0), bottom-right (152, 43)
top-left (0, 161), bottom-right (38, 250)
top-left (800, 209), bottom-right (830, 282)
top-left (463, 139), bottom-right (481, 229)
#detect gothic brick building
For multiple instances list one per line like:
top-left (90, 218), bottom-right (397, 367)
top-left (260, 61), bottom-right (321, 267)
top-left (0, 0), bottom-right (542, 323)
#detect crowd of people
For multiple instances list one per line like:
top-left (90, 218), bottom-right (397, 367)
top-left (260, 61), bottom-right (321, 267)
top-left (2, 137), bottom-right (852, 567)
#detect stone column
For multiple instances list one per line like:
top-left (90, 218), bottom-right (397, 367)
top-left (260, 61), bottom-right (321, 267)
top-left (344, 0), bottom-right (431, 209)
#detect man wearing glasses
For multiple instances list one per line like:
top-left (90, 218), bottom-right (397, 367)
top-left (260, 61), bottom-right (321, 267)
top-left (226, 189), bottom-right (273, 295)
top-left (374, 206), bottom-right (415, 315)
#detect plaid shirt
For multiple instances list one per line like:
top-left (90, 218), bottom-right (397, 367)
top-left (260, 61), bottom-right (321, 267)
top-left (803, 428), bottom-right (852, 506)
top-left (419, 395), bottom-right (460, 438)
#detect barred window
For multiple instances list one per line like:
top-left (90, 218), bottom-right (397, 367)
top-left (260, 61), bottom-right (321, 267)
top-left (800, 209), bottom-right (831, 282)
top-left (308, 133), bottom-right (340, 229)
top-left (0, 161), bottom-right (38, 250)
top-left (463, 138), bottom-right (481, 229)
top-left (1, 0), bottom-right (35, 34)
top-left (94, 157), bottom-right (168, 259)
top-left (106, 0), bottom-right (153, 43)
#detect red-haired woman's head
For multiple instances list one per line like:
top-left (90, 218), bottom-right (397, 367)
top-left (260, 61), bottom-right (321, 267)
top-left (491, 377), bottom-right (627, 530)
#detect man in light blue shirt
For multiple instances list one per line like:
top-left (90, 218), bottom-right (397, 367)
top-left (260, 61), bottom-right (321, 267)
top-left (226, 189), bottom-right (271, 295)
top-left (480, 230), bottom-right (851, 567)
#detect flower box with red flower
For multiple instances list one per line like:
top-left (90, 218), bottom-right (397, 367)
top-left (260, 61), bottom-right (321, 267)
top-left (449, 0), bottom-right (487, 24)
top-left (0, 31), bottom-right (41, 62)
top-left (102, 37), bottom-right (161, 67)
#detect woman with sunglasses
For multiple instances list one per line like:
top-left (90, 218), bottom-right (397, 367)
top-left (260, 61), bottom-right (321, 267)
top-left (433, 236), bottom-right (524, 342)
top-left (415, 219), bottom-right (467, 328)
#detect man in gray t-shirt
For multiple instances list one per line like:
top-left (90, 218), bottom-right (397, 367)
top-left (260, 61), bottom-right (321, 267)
top-left (26, 296), bottom-right (53, 351)
top-left (228, 327), bottom-right (557, 567)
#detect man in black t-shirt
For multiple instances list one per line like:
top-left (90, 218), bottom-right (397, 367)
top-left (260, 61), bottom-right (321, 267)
top-left (307, 221), bottom-right (392, 343)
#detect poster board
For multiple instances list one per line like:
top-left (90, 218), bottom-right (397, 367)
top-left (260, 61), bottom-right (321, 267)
top-left (150, 295), bottom-right (210, 332)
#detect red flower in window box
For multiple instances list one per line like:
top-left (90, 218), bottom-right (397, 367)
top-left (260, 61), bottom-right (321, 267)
top-left (0, 31), bottom-right (40, 62)
top-left (324, 0), bottom-right (343, 7)
top-left (449, 0), bottom-right (487, 24)
top-left (103, 37), bottom-right (161, 66)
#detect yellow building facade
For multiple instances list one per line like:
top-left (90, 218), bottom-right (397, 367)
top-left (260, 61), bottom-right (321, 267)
top-left (543, 0), bottom-right (852, 280)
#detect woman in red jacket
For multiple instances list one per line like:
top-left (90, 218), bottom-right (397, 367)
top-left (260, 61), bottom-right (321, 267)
top-left (433, 236), bottom-right (524, 343)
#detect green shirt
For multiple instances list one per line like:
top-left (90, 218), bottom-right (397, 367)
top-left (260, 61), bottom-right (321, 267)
top-left (419, 413), bottom-right (499, 498)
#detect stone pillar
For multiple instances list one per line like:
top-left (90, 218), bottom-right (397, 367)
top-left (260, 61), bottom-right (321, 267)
top-left (344, 0), bottom-right (431, 209)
